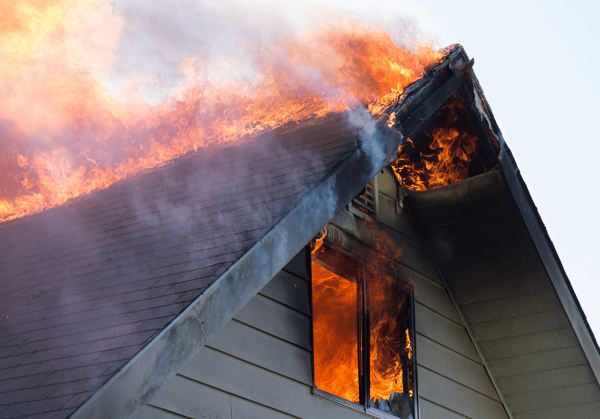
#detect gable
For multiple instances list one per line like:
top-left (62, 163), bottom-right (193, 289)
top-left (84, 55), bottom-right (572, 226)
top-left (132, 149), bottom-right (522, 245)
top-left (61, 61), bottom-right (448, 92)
top-left (406, 161), bottom-right (600, 418)
top-left (1, 44), bottom-right (599, 419)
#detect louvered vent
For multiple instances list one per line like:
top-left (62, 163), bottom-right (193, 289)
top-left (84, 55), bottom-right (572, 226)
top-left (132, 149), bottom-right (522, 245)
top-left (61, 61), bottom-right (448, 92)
top-left (348, 178), bottom-right (377, 219)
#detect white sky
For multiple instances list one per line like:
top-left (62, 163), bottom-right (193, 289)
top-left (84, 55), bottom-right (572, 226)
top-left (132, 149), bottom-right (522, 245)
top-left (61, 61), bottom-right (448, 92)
top-left (313, 0), bottom-right (600, 339)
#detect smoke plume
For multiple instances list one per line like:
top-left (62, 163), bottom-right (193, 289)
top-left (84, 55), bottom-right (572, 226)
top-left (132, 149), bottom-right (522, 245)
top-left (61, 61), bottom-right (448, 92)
top-left (0, 0), bottom-right (441, 224)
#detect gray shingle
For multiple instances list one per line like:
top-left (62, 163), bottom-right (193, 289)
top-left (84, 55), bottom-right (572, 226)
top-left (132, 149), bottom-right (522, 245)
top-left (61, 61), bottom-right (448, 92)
top-left (0, 112), bottom-right (358, 418)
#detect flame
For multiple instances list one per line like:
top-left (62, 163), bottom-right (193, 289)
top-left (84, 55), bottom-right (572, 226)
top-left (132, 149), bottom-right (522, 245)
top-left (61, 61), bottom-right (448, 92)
top-left (0, 1), bottom-right (445, 224)
top-left (312, 225), bottom-right (413, 406)
top-left (406, 329), bottom-right (412, 360)
top-left (391, 93), bottom-right (482, 191)
top-left (312, 261), bottom-right (359, 402)
top-left (311, 226), bottom-right (328, 256)
top-left (369, 270), bottom-right (406, 402)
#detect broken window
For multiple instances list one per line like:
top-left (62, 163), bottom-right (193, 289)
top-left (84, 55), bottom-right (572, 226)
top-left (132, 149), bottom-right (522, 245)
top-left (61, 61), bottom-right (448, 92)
top-left (311, 242), bottom-right (415, 418)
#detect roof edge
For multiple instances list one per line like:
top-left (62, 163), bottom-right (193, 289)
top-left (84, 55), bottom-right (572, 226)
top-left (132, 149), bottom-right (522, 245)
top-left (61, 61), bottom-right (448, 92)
top-left (69, 112), bottom-right (404, 419)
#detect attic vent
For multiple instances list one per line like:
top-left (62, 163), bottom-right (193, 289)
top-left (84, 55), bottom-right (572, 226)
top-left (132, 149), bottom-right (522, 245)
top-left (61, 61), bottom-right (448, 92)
top-left (348, 178), bottom-right (377, 219)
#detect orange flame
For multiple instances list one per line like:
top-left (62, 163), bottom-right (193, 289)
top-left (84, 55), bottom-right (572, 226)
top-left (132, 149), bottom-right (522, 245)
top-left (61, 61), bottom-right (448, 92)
top-left (312, 224), bottom-right (413, 406)
top-left (369, 270), bottom-right (407, 402)
top-left (391, 93), bottom-right (482, 191)
top-left (312, 260), bottom-right (359, 403)
top-left (0, 1), bottom-right (445, 224)
top-left (311, 226), bottom-right (328, 257)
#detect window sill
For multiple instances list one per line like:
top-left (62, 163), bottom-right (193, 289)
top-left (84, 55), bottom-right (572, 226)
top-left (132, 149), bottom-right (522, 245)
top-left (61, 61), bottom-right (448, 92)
top-left (312, 387), bottom-right (413, 419)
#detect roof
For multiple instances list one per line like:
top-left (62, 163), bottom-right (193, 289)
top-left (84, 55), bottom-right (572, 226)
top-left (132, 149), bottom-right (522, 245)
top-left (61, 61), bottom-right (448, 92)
top-left (0, 112), bottom-right (384, 418)
top-left (1, 45), bottom-right (599, 419)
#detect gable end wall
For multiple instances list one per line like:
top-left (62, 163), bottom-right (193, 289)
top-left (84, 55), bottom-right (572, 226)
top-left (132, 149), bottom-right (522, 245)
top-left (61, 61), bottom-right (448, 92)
top-left (134, 189), bottom-right (509, 419)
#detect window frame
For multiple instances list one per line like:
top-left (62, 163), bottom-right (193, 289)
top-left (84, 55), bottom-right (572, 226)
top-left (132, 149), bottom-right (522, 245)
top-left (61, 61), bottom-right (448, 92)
top-left (310, 239), bottom-right (418, 419)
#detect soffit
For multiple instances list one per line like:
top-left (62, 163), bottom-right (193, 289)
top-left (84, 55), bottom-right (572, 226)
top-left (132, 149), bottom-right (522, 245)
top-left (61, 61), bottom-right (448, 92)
top-left (405, 164), bottom-right (600, 418)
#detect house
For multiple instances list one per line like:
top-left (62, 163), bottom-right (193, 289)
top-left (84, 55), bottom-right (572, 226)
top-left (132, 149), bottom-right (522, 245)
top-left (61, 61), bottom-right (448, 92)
top-left (1, 45), bottom-right (599, 419)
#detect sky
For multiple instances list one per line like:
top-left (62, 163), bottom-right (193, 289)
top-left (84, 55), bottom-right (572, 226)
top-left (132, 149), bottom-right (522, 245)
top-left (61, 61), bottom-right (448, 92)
top-left (314, 0), bottom-right (600, 337)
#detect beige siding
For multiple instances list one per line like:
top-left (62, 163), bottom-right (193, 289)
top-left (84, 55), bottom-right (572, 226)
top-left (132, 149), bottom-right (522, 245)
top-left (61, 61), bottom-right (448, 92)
top-left (141, 196), bottom-right (509, 418)
top-left (419, 399), bottom-right (469, 419)
top-left (376, 196), bottom-right (509, 419)
top-left (208, 319), bottom-right (312, 385)
top-left (133, 405), bottom-right (192, 419)
top-left (512, 401), bottom-right (600, 419)
top-left (418, 368), bottom-right (507, 419)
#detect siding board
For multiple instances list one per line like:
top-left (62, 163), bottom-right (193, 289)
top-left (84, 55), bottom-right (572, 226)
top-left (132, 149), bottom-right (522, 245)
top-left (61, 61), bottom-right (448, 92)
top-left (461, 290), bottom-right (561, 324)
top-left (416, 335), bottom-right (499, 401)
top-left (149, 375), bottom-right (232, 419)
top-left (180, 347), bottom-right (372, 419)
top-left (512, 401), bottom-right (600, 419)
top-left (497, 364), bottom-right (597, 395)
top-left (433, 229), bottom-right (533, 269)
top-left (505, 383), bottom-right (600, 413)
top-left (415, 303), bottom-right (480, 362)
top-left (419, 398), bottom-right (469, 419)
top-left (442, 251), bottom-right (545, 287)
top-left (417, 368), bottom-right (508, 419)
top-left (452, 270), bottom-right (552, 305)
top-left (231, 395), bottom-right (296, 419)
top-left (234, 294), bottom-right (311, 350)
top-left (132, 405), bottom-right (189, 419)
top-left (282, 247), bottom-right (310, 280)
top-left (259, 270), bottom-right (310, 315)
top-left (392, 236), bottom-right (442, 285)
top-left (377, 195), bottom-right (422, 243)
top-left (470, 308), bottom-right (571, 342)
top-left (406, 265), bottom-right (461, 324)
top-left (479, 328), bottom-right (578, 360)
top-left (488, 345), bottom-right (587, 377)
top-left (207, 319), bottom-right (312, 385)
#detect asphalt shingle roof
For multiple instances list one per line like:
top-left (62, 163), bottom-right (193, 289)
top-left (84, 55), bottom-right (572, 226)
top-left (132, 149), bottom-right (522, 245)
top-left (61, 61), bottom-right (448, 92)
top-left (0, 113), bottom-right (360, 418)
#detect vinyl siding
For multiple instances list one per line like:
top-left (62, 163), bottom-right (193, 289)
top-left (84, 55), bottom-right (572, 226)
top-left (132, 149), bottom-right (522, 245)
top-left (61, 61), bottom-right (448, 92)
top-left (383, 223), bottom-right (509, 419)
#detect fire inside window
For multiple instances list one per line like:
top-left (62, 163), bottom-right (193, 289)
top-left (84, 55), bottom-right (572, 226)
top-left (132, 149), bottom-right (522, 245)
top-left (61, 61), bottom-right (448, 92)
top-left (311, 242), bottom-right (415, 418)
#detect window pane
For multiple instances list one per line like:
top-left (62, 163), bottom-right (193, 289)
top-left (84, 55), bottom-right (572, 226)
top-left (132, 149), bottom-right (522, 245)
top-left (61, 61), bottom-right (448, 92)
top-left (369, 272), bottom-right (413, 417)
top-left (312, 261), bottom-right (359, 403)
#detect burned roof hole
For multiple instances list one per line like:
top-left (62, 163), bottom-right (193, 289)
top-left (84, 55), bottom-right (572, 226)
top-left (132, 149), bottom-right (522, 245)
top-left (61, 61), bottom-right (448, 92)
top-left (391, 92), bottom-right (492, 191)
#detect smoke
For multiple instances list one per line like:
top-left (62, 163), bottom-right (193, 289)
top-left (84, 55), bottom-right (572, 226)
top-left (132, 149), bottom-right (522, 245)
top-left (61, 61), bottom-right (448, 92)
top-left (0, 0), bottom-right (441, 225)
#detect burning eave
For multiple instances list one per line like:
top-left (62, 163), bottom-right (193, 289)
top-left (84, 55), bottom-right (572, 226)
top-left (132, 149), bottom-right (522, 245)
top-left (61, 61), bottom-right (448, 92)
top-left (398, 46), bottom-right (600, 366)
top-left (390, 47), bottom-right (600, 417)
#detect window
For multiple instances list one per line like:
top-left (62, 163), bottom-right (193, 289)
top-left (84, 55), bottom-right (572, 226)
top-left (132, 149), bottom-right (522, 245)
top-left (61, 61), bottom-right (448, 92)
top-left (311, 240), bottom-right (415, 418)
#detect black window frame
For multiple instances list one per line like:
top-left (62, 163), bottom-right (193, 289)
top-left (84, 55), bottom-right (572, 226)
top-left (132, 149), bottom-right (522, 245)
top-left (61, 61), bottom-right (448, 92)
top-left (310, 240), bottom-right (418, 419)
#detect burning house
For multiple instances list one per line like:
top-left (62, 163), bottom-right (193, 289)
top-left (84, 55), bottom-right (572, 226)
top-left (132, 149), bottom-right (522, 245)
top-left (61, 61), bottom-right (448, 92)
top-left (1, 44), bottom-right (600, 419)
